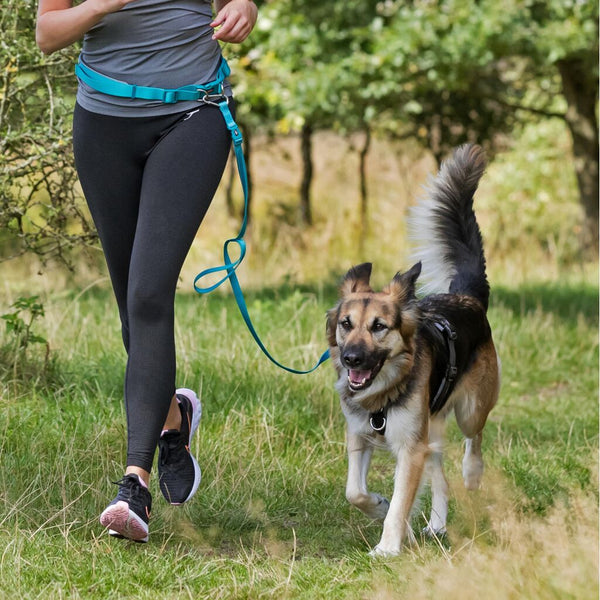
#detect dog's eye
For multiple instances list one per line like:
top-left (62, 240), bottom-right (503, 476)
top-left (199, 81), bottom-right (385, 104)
top-left (372, 320), bottom-right (388, 333)
top-left (340, 317), bottom-right (353, 331)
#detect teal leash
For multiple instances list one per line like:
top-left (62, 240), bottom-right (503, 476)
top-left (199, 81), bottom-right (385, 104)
top-left (76, 57), bottom-right (330, 374)
top-left (194, 97), bottom-right (330, 374)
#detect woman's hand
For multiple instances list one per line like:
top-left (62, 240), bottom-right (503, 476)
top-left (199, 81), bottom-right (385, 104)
top-left (211, 0), bottom-right (258, 44)
top-left (36, 0), bottom-right (139, 54)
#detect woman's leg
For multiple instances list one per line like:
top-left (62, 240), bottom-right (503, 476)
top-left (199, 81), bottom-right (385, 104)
top-left (74, 103), bottom-right (231, 538)
top-left (122, 104), bottom-right (232, 473)
top-left (72, 104), bottom-right (149, 350)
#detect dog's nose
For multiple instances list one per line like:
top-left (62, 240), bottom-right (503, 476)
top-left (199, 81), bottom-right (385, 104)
top-left (343, 351), bottom-right (363, 368)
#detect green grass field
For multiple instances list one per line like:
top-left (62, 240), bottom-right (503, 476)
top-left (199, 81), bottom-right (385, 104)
top-left (0, 276), bottom-right (597, 599)
top-left (0, 125), bottom-right (598, 598)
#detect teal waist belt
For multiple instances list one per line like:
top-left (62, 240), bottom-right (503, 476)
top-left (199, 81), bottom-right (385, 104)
top-left (75, 58), bottom-right (231, 104)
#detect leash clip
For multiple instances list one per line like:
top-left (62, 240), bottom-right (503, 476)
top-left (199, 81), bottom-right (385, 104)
top-left (199, 91), bottom-right (229, 107)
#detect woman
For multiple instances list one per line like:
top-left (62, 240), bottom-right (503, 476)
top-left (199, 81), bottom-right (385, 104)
top-left (36, 0), bottom-right (258, 542)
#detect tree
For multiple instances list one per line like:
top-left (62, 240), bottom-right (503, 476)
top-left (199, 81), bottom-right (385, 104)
top-left (239, 0), bottom-right (383, 225)
top-left (525, 0), bottom-right (598, 253)
top-left (0, 0), bottom-right (95, 267)
top-left (368, 0), bottom-right (597, 252)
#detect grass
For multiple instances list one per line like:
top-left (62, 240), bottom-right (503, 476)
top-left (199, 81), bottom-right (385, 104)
top-left (0, 276), bottom-right (597, 599)
top-left (0, 123), bottom-right (598, 598)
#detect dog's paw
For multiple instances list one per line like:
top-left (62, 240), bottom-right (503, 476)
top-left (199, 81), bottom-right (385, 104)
top-left (363, 495), bottom-right (389, 520)
top-left (369, 543), bottom-right (400, 558)
top-left (463, 474), bottom-right (482, 491)
top-left (421, 525), bottom-right (451, 550)
top-left (462, 455), bottom-right (484, 490)
top-left (422, 524), bottom-right (447, 538)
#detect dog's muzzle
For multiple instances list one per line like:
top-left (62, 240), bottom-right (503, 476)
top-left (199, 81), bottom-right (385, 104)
top-left (341, 348), bottom-right (386, 391)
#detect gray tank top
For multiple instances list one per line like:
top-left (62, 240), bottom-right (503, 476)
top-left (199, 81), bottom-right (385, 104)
top-left (76, 0), bottom-right (230, 116)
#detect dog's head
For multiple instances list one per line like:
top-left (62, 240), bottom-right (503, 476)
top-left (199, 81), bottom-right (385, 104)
top-left (326, 262), bottom-right (421, 402)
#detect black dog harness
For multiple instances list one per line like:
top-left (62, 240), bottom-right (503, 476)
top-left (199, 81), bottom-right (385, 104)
top-left (368, 318), bottom-right (458, 436)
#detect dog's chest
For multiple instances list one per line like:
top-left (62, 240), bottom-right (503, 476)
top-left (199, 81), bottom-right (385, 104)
top-left (342, 401), bottom-right (423, 448)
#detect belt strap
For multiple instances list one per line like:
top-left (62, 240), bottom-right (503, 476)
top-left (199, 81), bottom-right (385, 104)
top-left (75, 59), bottom-right (231, 104)
top-left (76, 58), bottom-right (329, 375)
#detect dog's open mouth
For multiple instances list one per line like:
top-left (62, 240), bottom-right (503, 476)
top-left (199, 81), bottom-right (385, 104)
top-left (347, 362), bottom-right (383, 391)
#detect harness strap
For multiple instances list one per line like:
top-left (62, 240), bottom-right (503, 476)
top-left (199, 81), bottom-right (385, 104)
top-left (370, 317), bottom-right (458, 434)
top-left (76, 58), bottom-right (330, 375)
top-left (430, 318), bottom-right (458, 412)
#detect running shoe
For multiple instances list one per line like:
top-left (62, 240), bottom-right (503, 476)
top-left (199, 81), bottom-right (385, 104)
top-left (157, 388), bottom-right (202, 505)
top-left (99, 473), bottom-right (152, 542)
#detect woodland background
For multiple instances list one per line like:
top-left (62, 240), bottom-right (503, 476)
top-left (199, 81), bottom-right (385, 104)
top-left (1, 0), bottom-right (598, 268)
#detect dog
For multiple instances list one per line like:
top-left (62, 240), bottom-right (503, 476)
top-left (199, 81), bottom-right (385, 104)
top-left (326, 144), bottom-right (500, 557)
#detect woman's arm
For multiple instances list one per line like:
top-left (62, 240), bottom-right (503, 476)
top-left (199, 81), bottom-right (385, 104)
top-left (211, 0), bottom-right (257, 43)
top-left (36, 0), bottom-right (138, 55)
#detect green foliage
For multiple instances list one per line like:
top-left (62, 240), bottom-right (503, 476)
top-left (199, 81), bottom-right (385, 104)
top-left (1, 0), bottom-right (597, 264)
top-left (0, 0), bottom-right (95, 266)
top-left (0, 293), bottom-right (56, 385)
top-left (1, 295), bottom-right (47, 349)
top-left (480, 120), bottom-right (583, 267)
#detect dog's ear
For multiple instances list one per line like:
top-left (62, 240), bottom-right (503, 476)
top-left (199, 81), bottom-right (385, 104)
top-left (325, 306), bottom-right (339, 347)
top-left (386, 261), bottom-right (421, 302)
top-left (339, 262), bottom-right (373, 296)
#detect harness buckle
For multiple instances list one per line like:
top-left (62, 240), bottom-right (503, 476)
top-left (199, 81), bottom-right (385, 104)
top-left (197, 82), bottom-right (229, 107)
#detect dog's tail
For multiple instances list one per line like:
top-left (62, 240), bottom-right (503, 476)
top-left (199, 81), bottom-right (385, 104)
top-left (407, 144), bottom-right (490, 310)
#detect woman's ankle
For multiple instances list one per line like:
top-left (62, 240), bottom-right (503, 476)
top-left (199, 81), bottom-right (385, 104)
top-left (162, 394), bottom-right (182, 431)
top-left (125, 466), bottom-right (150, 488)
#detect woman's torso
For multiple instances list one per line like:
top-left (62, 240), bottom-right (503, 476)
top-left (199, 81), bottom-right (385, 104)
top-left (77, 0), bottom-right (226, 116)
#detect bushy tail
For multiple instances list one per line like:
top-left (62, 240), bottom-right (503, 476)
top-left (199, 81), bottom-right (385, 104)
top-left (407, 144), bottom-right (490, 310)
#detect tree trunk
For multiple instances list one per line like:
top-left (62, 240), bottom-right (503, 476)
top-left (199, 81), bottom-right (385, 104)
top-left (557, 57), bottom-right (599, 256)
top-left (428, 114), bottom-right (444, 167)
top-left (358, 126), bottom-right (371, 252)
top-left (300, 121), bottom-right (313, 226)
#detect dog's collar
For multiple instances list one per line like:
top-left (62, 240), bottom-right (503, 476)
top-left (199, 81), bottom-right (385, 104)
top-left (369, 407), bottom-right (387, 436)
top-left (430, 318), bottom-right (458, 413)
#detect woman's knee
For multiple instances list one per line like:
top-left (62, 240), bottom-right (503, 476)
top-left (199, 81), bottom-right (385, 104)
top-left (127, 285), bottom-right (173, 324)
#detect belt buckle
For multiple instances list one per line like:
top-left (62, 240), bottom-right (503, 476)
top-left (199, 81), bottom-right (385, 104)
top-left (198, 83), bottom-right (228, 106)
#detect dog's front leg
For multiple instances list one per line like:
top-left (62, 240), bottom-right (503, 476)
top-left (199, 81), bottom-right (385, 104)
top-left (345, 431), bottom-right (390, 520)
top-left (371, 443), bottom-right (427, 557)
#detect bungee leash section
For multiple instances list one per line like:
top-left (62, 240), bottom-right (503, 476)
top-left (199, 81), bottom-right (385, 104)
top-left (76, 57), bottom-right (330, 375)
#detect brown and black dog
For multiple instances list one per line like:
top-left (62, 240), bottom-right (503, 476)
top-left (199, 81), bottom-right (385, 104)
top-left (326, 144), bottom-right (500, 556)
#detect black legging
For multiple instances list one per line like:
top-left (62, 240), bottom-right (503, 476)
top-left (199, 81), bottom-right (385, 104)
top-left (73, 102), bottom-right (232, 472)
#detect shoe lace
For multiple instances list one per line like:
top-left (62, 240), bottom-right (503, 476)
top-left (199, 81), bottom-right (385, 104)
top-left (113, 474), bottom-right (145, 498)
top-left (158, 431), bottom-right (186, 471)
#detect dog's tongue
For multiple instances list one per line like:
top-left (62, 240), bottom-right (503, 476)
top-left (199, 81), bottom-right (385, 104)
top-left (349, 369), bottom-right (372, 385)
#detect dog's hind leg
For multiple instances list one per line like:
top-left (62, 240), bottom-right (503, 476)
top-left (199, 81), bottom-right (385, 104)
top-left (424, 416), bottom-right (449, 535)
top-left (455, 397), bottom-right (486, 490)
top-left (462, 432), bottom-right (485, 491)
top-left (455, 343), bottom-right (500, 491)
top-left (345, 432), bottom-right (389, 520)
